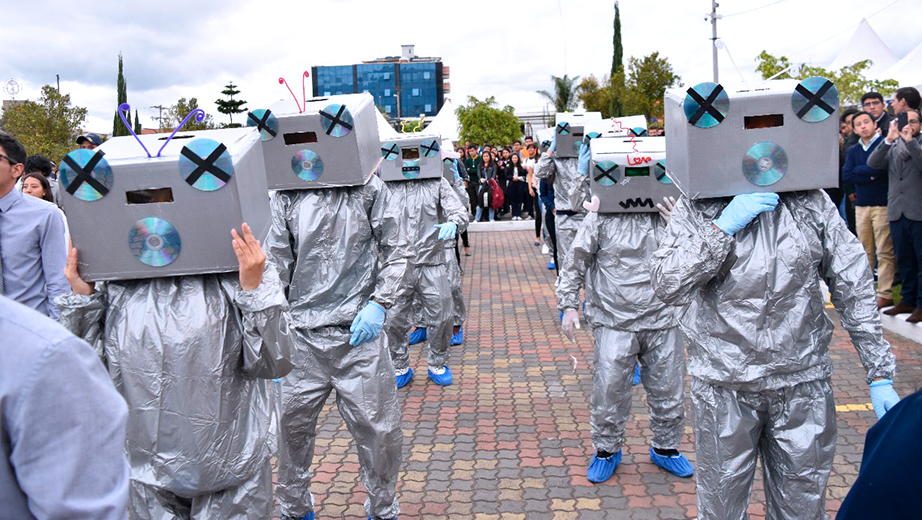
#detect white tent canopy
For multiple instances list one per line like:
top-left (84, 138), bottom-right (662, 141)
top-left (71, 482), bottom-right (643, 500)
top-left (828, 19), bottom-right (899, 78)
top-left (878, 39), bottom-right (922, 89)
top-left (422, 99), bottom-right (460, 142)
top-left (376, 109), bottom-right (399, 139)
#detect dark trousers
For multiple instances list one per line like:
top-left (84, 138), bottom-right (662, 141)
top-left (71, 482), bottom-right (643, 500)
top-left (533, 194), bottom-right (543, 238)
top-left (891, 216), bottom-right (922, 307)
top-left (460, 231), bottom-right (469, 248)
top-left (508, 181), bottom-right (526, 217)
top-left (524, 188), bottom-right (534, 218)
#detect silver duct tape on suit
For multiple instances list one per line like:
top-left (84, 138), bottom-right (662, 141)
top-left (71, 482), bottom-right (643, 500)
top-left (265, 175), bottom-right (411, 520)
top-left (56, 272), bottom-right (295, 519)
top-left (448, 176), bottom-right (469, 326)
top-left (557, 212), bottom-right (685, 453)
top-left (650, 190), bottom-right (896, 520)
top-left (384, 177), bottom-right (468, 371)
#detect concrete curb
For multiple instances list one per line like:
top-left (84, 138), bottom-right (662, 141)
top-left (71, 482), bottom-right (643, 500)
top-left (879, 309), bottom-right (922, 344)
top-left (468, 220), bottom-right (535, 232)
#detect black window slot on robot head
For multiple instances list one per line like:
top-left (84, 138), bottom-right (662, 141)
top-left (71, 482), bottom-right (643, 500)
top-left (284, 132), bottom-right (319, 145)
top-left (744, 114), bottom-right (784, 129)
top-left (402, 148), bottom-right (420, 160)
top-left (625, 167), bottom-right (650, 177)
top-left (126, 187), bottom-right (174, 204)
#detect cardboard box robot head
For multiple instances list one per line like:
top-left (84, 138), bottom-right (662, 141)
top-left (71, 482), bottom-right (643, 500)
top-left (379, 132), bottom-right (444, 182)
top-left (665, 77), bottom-right (839, 199)
top-left (246, 92), bottom-right (382, 190)
top-left (589, 135), bottom-right (681, 213)
top-left (536, 127), bottom-right (555, 153)
top-left (58, 126), bottom-right (271, 282)
top-left (554, 112), bottom-right (602, 158)
top-left (584, 115), bottom-right (649, 140)
top-left (441, 139), bottom-right (460, 183)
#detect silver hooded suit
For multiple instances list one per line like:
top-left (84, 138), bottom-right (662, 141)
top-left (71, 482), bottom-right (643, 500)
top-left (447, 173), bottom-right (470, 327)
top-left (535, 153), bottom-right (589, 273)
top-left (384, 176), bottom-right (469, 372)
top-left (56, 273), bottom-right (295, 520)
top-left (265, 175), bottom-right (411, 520)
top-left (651, 190), bottom-right (896, 520)
top-left (557, 211), bottom-right (685, 455)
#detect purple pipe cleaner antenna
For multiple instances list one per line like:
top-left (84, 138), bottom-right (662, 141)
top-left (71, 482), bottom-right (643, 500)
top-left (301, 71), bottom-right (310, 109)
top-left (157, 109), bottom-right (205, 157)
top-left (118, 103), bottom-right (152, 157)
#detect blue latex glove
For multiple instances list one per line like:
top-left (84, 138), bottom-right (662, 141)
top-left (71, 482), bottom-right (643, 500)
top-left (450, 160), bottom-right (461, 181)
top-left (869, 378), bottom-right (900, 419)
top-left (349, 301), bottom-right (386, 346)
top-left (577, 141), bottom-right (591, 175)
top-left (434, 222), bottom-right (457, 240)
top-left (549, 130), bottom-right (558, 153)
top-left (712, 192), bottom-right (780, 235)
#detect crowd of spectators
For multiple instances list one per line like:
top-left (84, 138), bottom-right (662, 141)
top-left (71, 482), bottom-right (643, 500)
top-left (839, 86), bottom-right (922, 322)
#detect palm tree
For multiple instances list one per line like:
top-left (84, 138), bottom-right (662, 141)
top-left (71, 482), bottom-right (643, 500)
top-left (537, 74), bottom-right (582, 113)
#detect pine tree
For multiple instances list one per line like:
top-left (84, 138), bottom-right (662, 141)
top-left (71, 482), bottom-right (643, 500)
top-left (134, 109), bottom-right (141, 134)
top-left (112, 53), bottom-right (130, 136)
top-left (215, 82), bottom-right (247, 127)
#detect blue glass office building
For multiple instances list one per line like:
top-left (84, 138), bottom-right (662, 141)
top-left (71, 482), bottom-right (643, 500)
top-left (312, 60), bottom-right (445, 119)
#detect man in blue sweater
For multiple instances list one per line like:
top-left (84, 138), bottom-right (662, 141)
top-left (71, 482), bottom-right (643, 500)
top-left (842, 111), bottom-right (896, 309)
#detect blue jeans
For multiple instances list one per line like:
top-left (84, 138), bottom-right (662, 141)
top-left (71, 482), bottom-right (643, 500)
top-left (474, 206), bottom-right (494, 222)
top-left (890, 216), bottom-right (922, 307)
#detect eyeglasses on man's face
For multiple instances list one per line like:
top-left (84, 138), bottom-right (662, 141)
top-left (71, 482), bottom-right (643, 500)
top-left (0, 154), bottom-right (19, 166)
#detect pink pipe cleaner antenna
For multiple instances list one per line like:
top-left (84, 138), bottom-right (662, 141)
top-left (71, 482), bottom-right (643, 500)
top-left (279, 77), bottom-right (303, 113)
top-left (302, 71), bottom-right (310, 109)
top-left (613, 118), bottom-right (639, 153)
top-left (118, 103), bottom-right (152, 157)
top-left (157, 109), bottom-right (205, 157)
top-left (279, 71), bottom-right (311, 113)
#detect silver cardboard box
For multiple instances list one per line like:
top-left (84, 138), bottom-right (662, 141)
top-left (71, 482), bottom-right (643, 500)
top-left (589, 136), bottom-right (680, 213)
top-left (58, 127), bottom-right (271, 281)
top-left (379, 133), bottom-right (444, 182)
top-left (665, 78), bottom-right (838, 199)
top-left (247, 92), bottom-right (382, 190)
top-left (554, 112), bottom-right (602, 158)
top-left (584, 115), bottom-right (649, 139)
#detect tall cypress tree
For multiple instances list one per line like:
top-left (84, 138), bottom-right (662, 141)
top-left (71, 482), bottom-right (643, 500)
top-left (112, 53), bottom-right (130, 136)
top-left (611, 2), bottom-right (623, 78)
top-left (134, 109), bottom-right (141, 134)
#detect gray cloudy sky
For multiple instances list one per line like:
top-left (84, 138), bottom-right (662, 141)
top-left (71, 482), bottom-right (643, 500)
top-left (2, 0), bottom-right (920, 133)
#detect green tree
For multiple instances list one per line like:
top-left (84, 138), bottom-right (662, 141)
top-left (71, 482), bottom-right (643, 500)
top-left (578, 52), bottom-right (680, 120)
top-left (169, 97), bottom-right (215, 131)
top-left (134, 109), bottom-right (141, 134)
top-left (0, 85), bottom-right (87, 161)
top-left (611, 1), bottom-right (622, 79)
top-left (455, 96), bottom-right (521, 146)
top-left (112, 53), bottom-right (130, 136)
top-left (215, 82), bottom-right (247, 127)
top-left (537, 74), bottom-right (581, 113)
top-left (624, 52), bottom-right (681, 120)
top-left (755, 50), bottom-right (898, 106)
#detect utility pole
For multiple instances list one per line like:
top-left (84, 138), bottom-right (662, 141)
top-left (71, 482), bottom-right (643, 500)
top-left (708, 1), bottom-right (721, 83)
top-left (56, 74), bottom-right (60, 92)
top-left (150, 104), bottom-right (167, 132)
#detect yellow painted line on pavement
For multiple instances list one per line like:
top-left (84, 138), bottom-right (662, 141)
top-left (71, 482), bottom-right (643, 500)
top-left (836, 403), bottom-right (873, 412)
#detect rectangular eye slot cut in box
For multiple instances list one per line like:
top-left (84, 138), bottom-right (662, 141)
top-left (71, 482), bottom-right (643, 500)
top-left (283, 132), bottom-right (319, 145)
top-left (126, 187), bottom-right (174, 204)
top-left (625, 167), bottom-right (650, 177)
top-left (744, 114), bottom-right (784, 129)
top-left (402, 148), bottom-right (420, 160)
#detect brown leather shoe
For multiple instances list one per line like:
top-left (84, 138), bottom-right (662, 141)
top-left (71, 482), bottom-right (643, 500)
top-left (908, 309), bottom-right (922, 323)
top-left (877, 297), bottom-right (894, 309)
top-left (883, 302), bottom-right (915, 316)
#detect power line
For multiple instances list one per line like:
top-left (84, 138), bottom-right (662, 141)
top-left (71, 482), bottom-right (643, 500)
top-left (723, 0), bottom-right (791, 18)
top-left (789, 0), bottom-right (903, 57)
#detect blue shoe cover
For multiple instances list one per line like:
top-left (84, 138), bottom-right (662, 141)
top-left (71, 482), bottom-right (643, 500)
top-left (650, 448), bottom-right (694, 478)
top-left (451, 326), bottom-right (464, 346)
top-left (428, 366), bottom-right (453, 386)
top-left (587, 450), bottom-right (622, 483)
top-left (547, 260), bottom-right (556, 270)
top-left (632, 362), bottom-right (641, 386)
top-left (559, 310), bottom-right (564, 322)
top-left (368, 517), bottom-right (398, 520)
top-left (290, 513), bottom-right (314, 520)
top-left (395, 368), bottom-right (414, 389)
top-left (408, 327), bottom-right (427, 345)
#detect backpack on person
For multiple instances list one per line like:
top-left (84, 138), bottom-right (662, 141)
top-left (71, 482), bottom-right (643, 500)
top-left (488, 178), bottom-right (504, 210)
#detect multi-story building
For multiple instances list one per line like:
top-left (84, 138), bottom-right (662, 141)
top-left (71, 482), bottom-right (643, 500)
top-left (312, 45), bottom-right (449, 120)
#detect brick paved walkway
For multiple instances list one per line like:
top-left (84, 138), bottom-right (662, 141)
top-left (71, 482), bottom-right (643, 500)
top-left (297, 230), bottom-right (922, 520)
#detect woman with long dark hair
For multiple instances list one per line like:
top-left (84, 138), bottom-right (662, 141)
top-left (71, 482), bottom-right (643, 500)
top-left (21, 172), bottom-right (54, 204)
top-left (505, 153), bottom-right (528, 220)
top-left (474, 151), bottom-right (496, 222)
